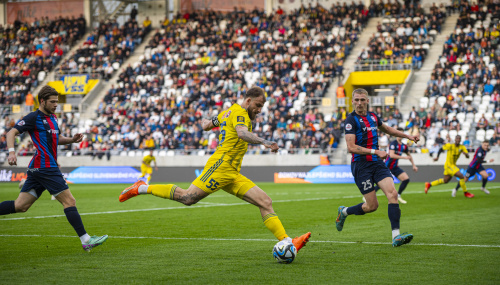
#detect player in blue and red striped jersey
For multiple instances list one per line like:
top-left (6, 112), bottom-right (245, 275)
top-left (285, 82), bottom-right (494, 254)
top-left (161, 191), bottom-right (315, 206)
top-left (335, 88), bottom-right (419, 247)
top-left (372, 131), bottom-right (418, 204)
top-left (0, 85), bottom-right (108, 251)
top-left (453, 140), bottom-right (494, 196)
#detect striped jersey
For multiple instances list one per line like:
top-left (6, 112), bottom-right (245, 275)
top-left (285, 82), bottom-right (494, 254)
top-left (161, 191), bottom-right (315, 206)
top-left (385, 140), bottom-right (408, 169)
top-left (14, 110), bottom-right (59, 168)
top-left (469, 147), bottom-right (487, 169)
top-left (442, 143), bottom-right (468, 167)
top-left (344, 111), bottom-right (383, 162)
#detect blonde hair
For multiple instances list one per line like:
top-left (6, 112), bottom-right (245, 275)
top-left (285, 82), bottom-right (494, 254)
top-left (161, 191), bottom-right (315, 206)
top-left (352, 88), bottom-right (369, 97)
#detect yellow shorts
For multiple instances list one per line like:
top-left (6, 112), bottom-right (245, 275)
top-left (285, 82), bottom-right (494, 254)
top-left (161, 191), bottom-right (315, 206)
top-left (443, 165), bottom-right (460, 176)
top-left (192, 159), bottom-right (256, 198)
top-left (141, 164), bottom-right (153, 176)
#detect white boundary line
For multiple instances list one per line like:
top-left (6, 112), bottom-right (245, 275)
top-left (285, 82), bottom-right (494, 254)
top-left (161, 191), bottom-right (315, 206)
top-left (0, 234), bottom-right (498, 248)
top-left (0, 186), bottom-right (498, 221)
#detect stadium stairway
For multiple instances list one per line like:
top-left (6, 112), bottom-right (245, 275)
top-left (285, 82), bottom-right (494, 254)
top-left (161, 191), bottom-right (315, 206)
top-left (399, 13), bottom-right (459, 114)
top-left (322, 17), bottom-right (382, 115)
top-left (80, 30), bottom-right (157, 120)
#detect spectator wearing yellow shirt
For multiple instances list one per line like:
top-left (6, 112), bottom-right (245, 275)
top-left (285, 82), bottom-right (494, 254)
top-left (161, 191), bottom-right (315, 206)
top-left (144, 134), bottom-right (155, 149)
top-left (491, 28), bottom-right (499, 38)
top-left (143, 17), bottom-right (152, 33)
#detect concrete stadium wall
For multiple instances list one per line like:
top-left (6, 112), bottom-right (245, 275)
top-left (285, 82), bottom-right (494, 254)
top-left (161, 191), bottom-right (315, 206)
top-left (136, 0), bottom-right (167, 28)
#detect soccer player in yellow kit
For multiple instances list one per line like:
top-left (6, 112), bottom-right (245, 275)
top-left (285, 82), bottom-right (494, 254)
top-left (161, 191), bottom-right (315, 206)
top-left (425, 135), bottom-right (474, 198)
top-left (139, 150), bottom-right (157, 183)
top-left (119, 86), bottom-right (311, 254)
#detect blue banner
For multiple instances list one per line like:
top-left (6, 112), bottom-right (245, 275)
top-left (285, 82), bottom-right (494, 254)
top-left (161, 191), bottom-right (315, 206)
top-left (67, 166), bottom-right (140, 184)
top-left (275, 165), bottom-right (355, 184)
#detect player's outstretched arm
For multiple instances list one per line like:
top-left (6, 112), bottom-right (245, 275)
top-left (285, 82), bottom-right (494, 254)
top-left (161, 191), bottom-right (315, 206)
top-left (58, 133), bottom-right (84, 145)
top-left (408, 153), bottom-right (418, 172)
top-left (379, 124), bottom-right (419, 143)
top-left (434, 147), bottom-right (444, 161)
top-left (345, 134), bottom-right (388, 159)
top-left (235, 125), bottom-right (279, 152)
top-left (389, 149), bottom-right (410, 160)
top-left (202, 118), bottom-right (217, 131)
top-left (6, 128), bottom-right (20, 166)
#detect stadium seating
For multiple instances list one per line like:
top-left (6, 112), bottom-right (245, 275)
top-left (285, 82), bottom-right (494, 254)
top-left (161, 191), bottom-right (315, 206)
top-left (57, 18), bottom-right (149, 79)
top-left (75, 5), bottom-right (367, 154)
top-left (402, 1), bottom-right (500, 152)
top-left (356, 1), bottom-right (446, 70)
top-left (0, 16), bottom-right (86, 105)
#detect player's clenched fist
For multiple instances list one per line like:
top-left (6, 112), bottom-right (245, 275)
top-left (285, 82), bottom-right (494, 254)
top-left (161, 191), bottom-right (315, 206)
top-left (263, 140), bottom-right (279, 152)
top-left (72, 133), bottom-right (84, 143)
top-left (8, 153), bottom-right (17, 166)
top-left (375, 150), bottom-right (388, 160)
top-left (408, 134), bottom-right (420, 143)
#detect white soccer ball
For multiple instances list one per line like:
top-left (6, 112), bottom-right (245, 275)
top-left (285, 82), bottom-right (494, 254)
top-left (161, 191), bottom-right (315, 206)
top-left (272, 240), bottom-right (297, 264)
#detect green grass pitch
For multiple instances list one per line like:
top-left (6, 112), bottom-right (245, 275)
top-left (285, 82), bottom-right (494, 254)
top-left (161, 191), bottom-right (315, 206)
top-left (1, 181), bottom-right (499, 284)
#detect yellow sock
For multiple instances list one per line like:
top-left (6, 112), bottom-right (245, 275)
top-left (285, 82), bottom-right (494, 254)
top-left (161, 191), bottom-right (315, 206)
top-left (262, 213), bottom-right (288, 241)
top-left (459, 179), bottom-right (467, 192)
top-left (146, 175), bottom-right (151, 183)
top-left (431, 179), bottom-right (444, 187)
top-left (148, 184), bottom-right (177, 200)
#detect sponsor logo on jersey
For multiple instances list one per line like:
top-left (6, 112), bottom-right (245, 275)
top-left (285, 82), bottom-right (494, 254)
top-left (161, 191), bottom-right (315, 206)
top-left (362, 127), bottom-right (376, 131)
top-left (345, 123), bottom-right (352, 131)
top-left (222, 110), bottom-right (232, 119)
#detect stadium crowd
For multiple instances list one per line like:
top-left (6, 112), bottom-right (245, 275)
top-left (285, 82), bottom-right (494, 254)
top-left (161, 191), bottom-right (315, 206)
top-left (4, 1), bottom-right (500, 158)
top-left (383, 0), bottom-right (500, 154)
top-left (57, 17), bottom-right (149, 79)
top-left (0, 15), bottom-right (86, 105)
top-left (68, 4), bottom-right (370, 156)
top-left (357, 1), bottom-right (447, 70)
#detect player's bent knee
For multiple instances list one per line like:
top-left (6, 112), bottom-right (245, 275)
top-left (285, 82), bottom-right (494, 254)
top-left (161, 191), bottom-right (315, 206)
top-left (365, 199), bottom-right (379, 213)
top-left (15, 204), bottom-right (30, 213)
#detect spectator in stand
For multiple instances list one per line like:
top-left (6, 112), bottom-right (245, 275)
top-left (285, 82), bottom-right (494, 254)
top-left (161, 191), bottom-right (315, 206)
top-left (477, 114), bottom-right (488, 130)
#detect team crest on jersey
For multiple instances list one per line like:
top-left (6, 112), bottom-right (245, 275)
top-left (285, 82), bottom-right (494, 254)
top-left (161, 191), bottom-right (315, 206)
top-left (345, 123), bottom-right (352, 131)
top-left (371, 116), bottom-right (376, 122)
top-left (237, 116), bottom-right (245, 123)
top-left (222, 111), bottom-right (232, 119)
top-left (17, 120), bottom-right (25, 126)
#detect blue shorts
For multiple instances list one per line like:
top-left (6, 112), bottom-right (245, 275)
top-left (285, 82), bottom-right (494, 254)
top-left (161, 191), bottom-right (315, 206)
top-left (465, 166), bottom-right (485, 178)
top-left (389, 166), bottom-right (405, 178)
top-left (21, 167), bottom-right (68, 198)
top-left (351, 160), bottom-right (393, 194)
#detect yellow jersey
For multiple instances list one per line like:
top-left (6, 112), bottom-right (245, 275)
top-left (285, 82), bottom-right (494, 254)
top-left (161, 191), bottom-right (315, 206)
top-left (442, 143), bottom-right (468, 167)
top-left (142, 154), bottom-right (156, 166)
top-left (210, 104), bottom-right (252, 172)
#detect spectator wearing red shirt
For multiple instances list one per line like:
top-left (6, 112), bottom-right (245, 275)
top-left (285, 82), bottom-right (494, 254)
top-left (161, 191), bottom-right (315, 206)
top-left (447, 50), bottom-right (457, 63)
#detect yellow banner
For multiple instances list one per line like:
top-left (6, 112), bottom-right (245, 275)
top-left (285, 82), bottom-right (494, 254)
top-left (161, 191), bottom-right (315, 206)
top-left (48, 75), bottom-right (99, 95)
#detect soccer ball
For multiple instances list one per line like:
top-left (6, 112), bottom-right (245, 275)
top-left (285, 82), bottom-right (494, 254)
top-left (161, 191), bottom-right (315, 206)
top-left (272, 240), bottom-right (297, 264)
